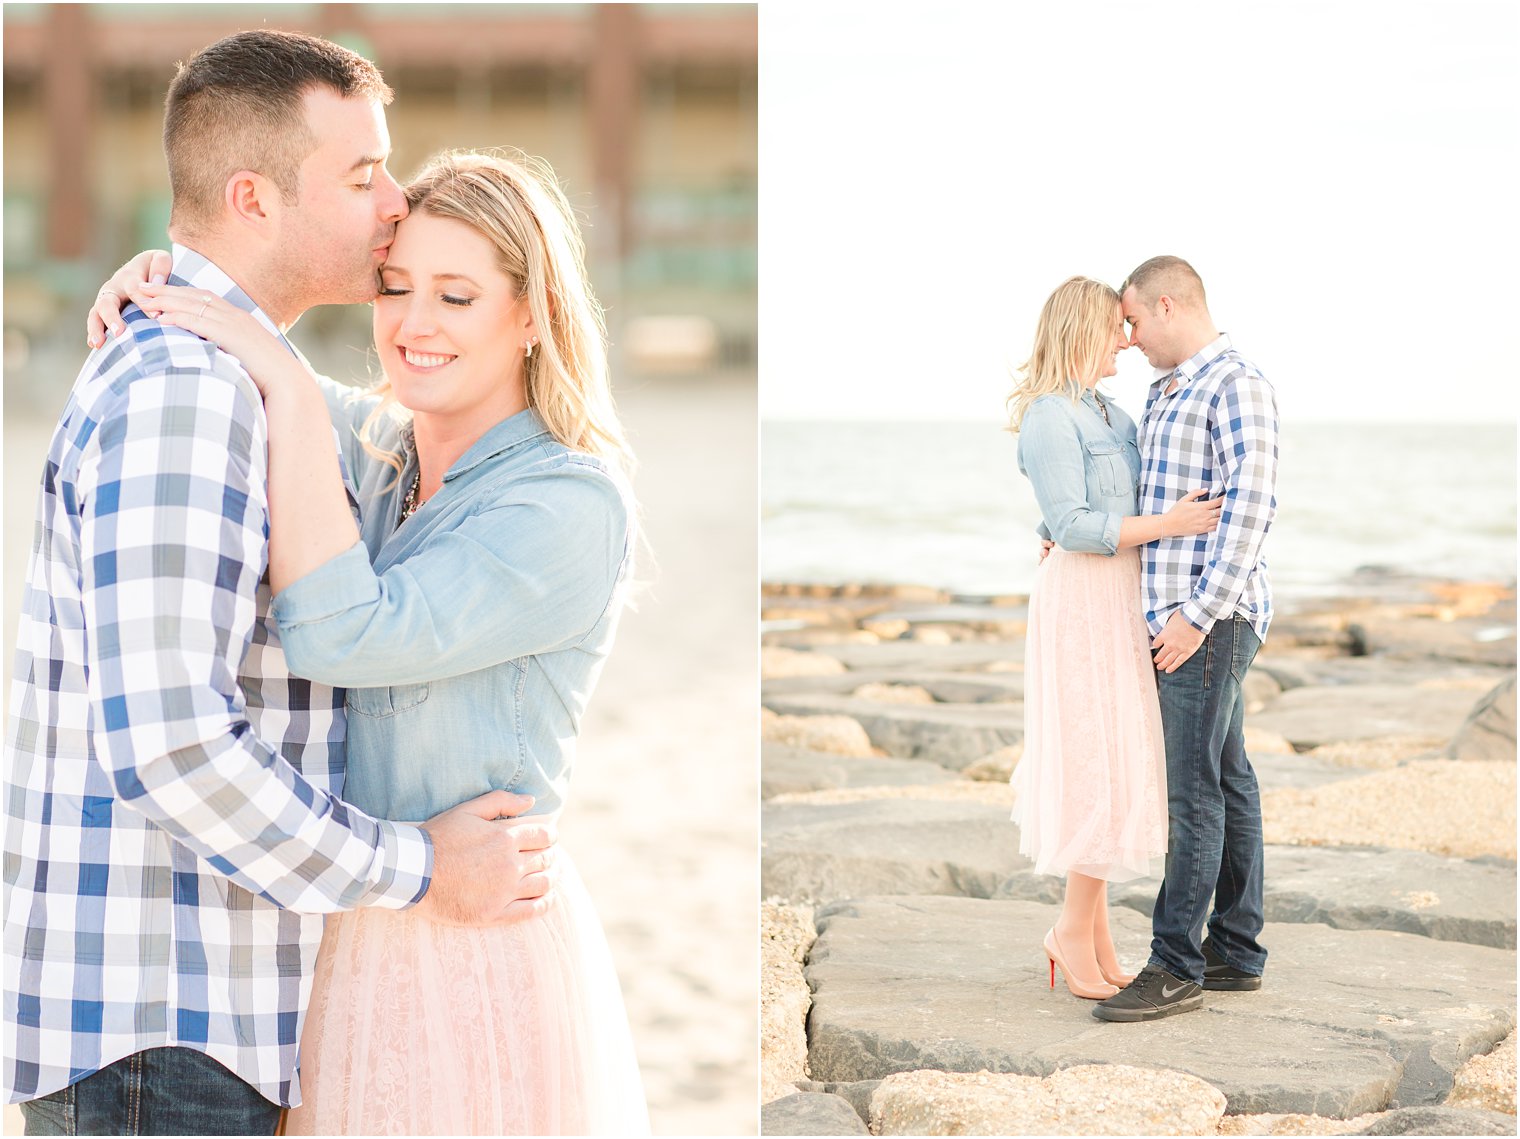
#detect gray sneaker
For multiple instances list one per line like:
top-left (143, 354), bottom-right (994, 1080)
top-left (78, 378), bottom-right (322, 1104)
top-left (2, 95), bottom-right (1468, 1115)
top-left (1091, 964), bottom-right (1203, 1022)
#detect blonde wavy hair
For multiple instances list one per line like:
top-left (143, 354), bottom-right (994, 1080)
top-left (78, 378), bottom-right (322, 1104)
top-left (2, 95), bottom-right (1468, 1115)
top-left (1006, 276), bottom-right (1121, 432)
top-left (361, 148), bottom-right (632, 475)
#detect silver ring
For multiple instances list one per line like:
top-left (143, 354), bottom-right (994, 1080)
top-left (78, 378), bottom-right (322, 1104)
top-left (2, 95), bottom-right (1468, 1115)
top-left (198, 298), bottom-right (211, 318)
top-left (97, 289), bottom-right (119, 301)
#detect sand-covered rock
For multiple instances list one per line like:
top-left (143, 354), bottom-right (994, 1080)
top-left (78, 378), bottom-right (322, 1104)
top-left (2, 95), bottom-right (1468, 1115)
top-left (1263, 760), bottom-right (1516, 859)
top-left (1447, 676), bottom-right (1517, 762)
top-left (1446, 1029), bottom-right (1516, 1114)
top-left (1245, 726), bottom-right (1297, 755)
top-left (760, 710), bottom-right (876, 757)
top-left (1309, 735), bottom-right (1449, 769)
top-left (762, 646), bottom-right (847, 679)
top-left (869, 1065), bottom-right (1227, 1135)
top-left (963, 743), bottom-right (1023, 781)
top-left (761, 903), bottom-right (815, 1104)
top-left (1219, 1112), bottom-right (1379, 1134)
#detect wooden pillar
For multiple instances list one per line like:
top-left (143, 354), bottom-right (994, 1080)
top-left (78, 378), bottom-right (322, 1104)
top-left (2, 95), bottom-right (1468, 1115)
top-left (588, 5), bottom-right (639, 262)
top-left (42, 4), bottom-right (93, 259)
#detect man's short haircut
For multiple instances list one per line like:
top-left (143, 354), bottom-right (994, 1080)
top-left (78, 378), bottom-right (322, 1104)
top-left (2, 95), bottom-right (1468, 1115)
top-left (1121, 255), bottom-right (1207, 312)
top-left (163, 30), bottom-right (393, 235)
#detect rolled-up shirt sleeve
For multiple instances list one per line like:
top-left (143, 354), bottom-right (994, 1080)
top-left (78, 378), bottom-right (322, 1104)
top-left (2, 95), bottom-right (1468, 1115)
top-left (81, 364), bottom-right (431, 912)
top-left (1180, 374), bottom-right (1279, 631)
top-left (273, 456), bottom-right (631, 688)
top-left (1018, 399), bottom-right (1122, 556)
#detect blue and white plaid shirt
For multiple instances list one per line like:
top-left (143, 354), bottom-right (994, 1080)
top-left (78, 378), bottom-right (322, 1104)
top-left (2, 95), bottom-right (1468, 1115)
top-left (3, 248), bottom-right (433, 1108)
top-left (1137, 333), bottom-right (1279, 642)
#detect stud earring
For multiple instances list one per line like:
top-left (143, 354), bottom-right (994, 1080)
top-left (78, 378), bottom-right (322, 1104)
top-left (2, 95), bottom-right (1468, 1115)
top-left (525, 337), bottom-right (537, 360)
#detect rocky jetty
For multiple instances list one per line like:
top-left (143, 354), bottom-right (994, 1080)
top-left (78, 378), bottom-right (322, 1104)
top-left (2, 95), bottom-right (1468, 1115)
top-left (760, 574), bottom-right (1516, 1135)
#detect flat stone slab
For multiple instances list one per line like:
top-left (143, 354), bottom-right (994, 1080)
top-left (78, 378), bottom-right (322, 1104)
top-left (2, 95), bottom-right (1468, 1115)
top-left (1356, 1105), bottom-right (1520, 1134)
top-left (789, 641), bottom-right (1023, 673)
top-left (996, 845), bottom-right (1515, 949)
top-left (866, 602), bottom-right (1029, 626)
top-left (762, 744), bottom-right (962, 799)
top-left (761, 694), bottom-right (1021, 768)
top-left (1252, 685), bottom-right (1482, 749)
top-left (763, 800), bottom-right (1028, 903)
top-left (805, 896), bottom-right (1516, 1116)
top-left (1251, 750), bottom-right (1369, 792)
top-left (761, 1091), bottom-right (869, 1135)
top-left (1254, 657), bottom-right (1510, 692)
top-left (763, 670), bottom-right (1023, 703)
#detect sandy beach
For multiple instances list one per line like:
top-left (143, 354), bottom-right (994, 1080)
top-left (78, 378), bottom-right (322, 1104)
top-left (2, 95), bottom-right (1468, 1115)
top-left (3, 375), bottom-right (758, 1135)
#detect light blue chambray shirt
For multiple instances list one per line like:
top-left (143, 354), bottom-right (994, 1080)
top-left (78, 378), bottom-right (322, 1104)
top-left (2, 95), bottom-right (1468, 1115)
top-left (269, 386), bottom-right (635, 822)
top-left (1017, 387), bottom-right (1141, 556)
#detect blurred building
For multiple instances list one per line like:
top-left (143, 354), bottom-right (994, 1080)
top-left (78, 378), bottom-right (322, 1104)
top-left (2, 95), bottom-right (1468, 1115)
top-left (2, 3), bottom-right (757, 399)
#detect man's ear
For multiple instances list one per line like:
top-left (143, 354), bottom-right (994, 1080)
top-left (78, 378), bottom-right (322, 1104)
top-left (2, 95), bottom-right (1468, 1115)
top-left (225, 170), bottom-right (280, 232)
top-left (1156, 294), bottom-right (1175, 320)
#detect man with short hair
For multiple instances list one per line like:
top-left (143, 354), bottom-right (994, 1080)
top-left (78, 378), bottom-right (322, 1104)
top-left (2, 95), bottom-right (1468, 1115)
top-left (5, 31), bottom-right (552, 1134)
top-left (1092, 255), bottom-right (1280, 1022)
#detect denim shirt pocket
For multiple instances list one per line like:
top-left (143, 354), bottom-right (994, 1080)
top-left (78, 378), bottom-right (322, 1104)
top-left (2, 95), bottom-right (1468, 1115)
top-left (346, 683), bottom-right (430, 718)
top-left (1083, 438), bottom-right (1126, 498)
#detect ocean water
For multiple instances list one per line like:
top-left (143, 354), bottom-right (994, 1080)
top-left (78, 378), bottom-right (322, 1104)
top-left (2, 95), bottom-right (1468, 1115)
top-left (761, 421), bottom-right (1517, 600)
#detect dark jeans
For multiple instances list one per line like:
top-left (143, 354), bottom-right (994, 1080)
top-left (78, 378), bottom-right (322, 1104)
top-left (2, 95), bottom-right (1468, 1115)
top-left (1149, 615), bottom-right (1268, 984)
top-left (18, 1047), bottom-right (282, 1136)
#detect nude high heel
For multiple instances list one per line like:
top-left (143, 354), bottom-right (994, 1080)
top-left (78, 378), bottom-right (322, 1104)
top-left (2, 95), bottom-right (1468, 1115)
top-left (1043, 929), bottom-right (1119, 1000)
top-left (1098, 962), bottom-right (1137, 987)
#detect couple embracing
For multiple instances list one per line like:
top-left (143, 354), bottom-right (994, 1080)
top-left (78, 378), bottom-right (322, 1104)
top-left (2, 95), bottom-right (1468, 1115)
top-left (5, 29), bottom-right (647, 1136)
top-left (1008, 259), bottom-right (1280, 1022)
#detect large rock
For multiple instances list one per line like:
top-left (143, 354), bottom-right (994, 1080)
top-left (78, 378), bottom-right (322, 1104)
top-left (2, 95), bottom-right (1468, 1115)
top-left (1447, 1029), bottom-right (1515, 1114)
top-left (868, 1065), bottom-right (1227, 1135)
top-left (1249, 750), bottom-right (1370, 792)
top-left (763, 670), bottom-right (1023, 704)
top-left (760, 1092), bottom-right (869, 1135)
top-left (762, 646), bottom-right (848, 679)
top-left (763, 800), bottom-right (1028, 903)
top-left (1002, 845), bottom-right (1516, 950)
top-left (789, 641), bottom-right (1023, 673)
top-left (762, 744), bottom-right (962, 799)
top-left (761, 710), bottom-right (875, 757)
top-left (762, 903), bottom-right (815, 1104)
top-left (1348, 614), bottom-right (1516, 668)
top-left (1251, 685), bottom-right (1484, 750)
top-left (762, 693), bottom-right (1021, 769)
top-left (1447, 676), bottom-right (1517, 761)
top-left (1355, 1105), bottom-right (1519, 1134)
top-left (805, 896), bottom-right (1515, 1116)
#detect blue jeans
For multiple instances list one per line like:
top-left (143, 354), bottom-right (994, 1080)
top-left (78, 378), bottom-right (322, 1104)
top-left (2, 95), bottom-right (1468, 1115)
top-left (1149, 615), bottom-right (1268, 984)
top-left (17, 1047), bottom-right (282, 1136)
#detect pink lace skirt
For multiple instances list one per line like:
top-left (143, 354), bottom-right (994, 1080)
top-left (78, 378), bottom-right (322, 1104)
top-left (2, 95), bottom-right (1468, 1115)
top-left (1010, 546), bottom-right (1168, 882)
top-left (285, 854), bottom-right (648, 1136)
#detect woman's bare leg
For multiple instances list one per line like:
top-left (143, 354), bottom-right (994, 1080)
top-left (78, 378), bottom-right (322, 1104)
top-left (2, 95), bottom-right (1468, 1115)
top-left (1092, 881), bottom-right (1135, 984)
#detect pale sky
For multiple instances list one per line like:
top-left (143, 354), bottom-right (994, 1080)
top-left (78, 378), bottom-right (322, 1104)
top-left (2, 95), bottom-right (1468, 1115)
top-left (759, 0), bottom-right (1519, 423)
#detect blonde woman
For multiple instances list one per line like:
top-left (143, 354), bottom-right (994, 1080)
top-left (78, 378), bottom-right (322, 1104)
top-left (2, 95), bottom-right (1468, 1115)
top-left (1007, 276), bottom-right (1219, 1000)
top-left (93, 151), bottom-right (647, 1134)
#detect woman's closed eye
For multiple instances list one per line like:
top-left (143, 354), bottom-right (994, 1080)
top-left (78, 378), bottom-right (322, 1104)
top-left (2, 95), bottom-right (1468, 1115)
top-left (377, 287), bottom-right (474, 307)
